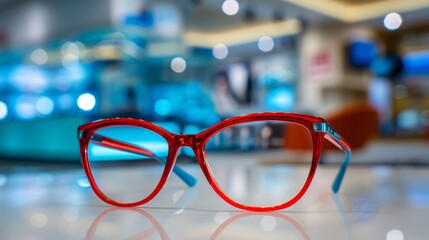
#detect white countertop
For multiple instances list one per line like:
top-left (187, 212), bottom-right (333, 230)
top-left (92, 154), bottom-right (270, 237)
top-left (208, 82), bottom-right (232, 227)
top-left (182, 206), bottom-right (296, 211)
top-left (0, 162), bottom-right (428, 239)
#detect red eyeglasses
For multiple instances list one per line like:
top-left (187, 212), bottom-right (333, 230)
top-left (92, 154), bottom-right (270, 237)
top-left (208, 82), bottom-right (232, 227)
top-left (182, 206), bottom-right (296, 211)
top-left (78, 112), bottom-right (351, 212)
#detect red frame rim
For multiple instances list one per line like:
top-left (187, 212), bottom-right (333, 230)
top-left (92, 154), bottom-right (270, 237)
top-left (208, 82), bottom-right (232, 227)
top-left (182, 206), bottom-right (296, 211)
top-left (78, 112), bottom-right (326, 211)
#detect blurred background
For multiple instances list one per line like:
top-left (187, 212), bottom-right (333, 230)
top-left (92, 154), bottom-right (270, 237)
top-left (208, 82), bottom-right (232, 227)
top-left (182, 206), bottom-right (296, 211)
top-left (0, 0), bottom-right (428, 163)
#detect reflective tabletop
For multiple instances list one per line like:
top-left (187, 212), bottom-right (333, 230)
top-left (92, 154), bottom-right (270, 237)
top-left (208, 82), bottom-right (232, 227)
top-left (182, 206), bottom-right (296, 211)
top-left (0, 160), bottom-right (428, 239)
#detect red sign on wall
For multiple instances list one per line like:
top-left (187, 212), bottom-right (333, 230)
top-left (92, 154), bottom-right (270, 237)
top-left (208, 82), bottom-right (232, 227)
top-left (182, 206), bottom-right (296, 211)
top-left (308, 51), bottom-right (333, 78)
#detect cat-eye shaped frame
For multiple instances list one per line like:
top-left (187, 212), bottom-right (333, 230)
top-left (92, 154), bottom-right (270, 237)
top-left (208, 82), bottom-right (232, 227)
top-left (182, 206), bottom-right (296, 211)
top-left (78, 112), bottom-right (351, 212)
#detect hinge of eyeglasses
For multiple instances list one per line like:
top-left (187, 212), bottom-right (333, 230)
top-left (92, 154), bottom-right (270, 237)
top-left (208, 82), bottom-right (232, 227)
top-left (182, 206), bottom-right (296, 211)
top-left (313, 122), bottom-right (341, 141)
top-left (78, 130), bottom-right (85, 139)
top-left (313, 122), bottom-right (327, 132)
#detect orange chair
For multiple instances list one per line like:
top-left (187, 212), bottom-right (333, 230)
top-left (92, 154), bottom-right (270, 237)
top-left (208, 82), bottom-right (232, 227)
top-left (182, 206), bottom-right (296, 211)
top-left (284, 102), bottom-right (379, 151)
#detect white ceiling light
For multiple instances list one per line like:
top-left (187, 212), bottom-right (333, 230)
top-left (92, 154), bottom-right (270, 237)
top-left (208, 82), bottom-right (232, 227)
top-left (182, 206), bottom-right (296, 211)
top-left (384, 12), bottom-right (402, 30)
top-left (222, 0), bottom-right (239, 16)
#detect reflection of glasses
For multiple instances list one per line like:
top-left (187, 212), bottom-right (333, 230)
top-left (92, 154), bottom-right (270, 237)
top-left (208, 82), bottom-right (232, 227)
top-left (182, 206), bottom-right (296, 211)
top-left (78, 112), bottom-right (351, 211)
top-left (85, 187), bottom-right (197, 240)
top-left (85, 208), bottom-right (169, 240)
top-left (86, 208), bottom-right (309, 240)
top-left (212, 212), bottom-right (310, 240)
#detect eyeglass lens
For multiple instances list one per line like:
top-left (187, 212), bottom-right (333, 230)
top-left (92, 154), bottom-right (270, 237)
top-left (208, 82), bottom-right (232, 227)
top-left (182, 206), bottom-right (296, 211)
top-left (205, 120), bottom-right (313, 207)
top-left (87, 125), bottom-right (169, 203)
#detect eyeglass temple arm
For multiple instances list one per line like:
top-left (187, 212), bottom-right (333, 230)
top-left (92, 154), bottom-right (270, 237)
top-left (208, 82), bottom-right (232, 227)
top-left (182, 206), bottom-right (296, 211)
top-left (313, 122), bottom-right (351, 193)
top-left (89, 133), bottom-right (197, 187)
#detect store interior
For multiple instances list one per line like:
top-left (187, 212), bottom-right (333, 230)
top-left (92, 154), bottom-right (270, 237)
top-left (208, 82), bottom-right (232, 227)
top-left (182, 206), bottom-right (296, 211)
top-left (0, 0), bottom-right (429, 239)
top-left (1, 0), bottom-right (429, 163)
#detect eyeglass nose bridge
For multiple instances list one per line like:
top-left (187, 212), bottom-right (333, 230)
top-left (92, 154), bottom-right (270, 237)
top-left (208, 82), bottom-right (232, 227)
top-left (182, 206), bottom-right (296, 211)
top-left (173, 134), bottom-right (197, 149)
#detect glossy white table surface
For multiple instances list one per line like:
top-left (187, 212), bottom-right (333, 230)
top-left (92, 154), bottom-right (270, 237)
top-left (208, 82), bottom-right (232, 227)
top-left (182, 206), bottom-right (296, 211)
top-left (0, 161), bottom-right (428, 240)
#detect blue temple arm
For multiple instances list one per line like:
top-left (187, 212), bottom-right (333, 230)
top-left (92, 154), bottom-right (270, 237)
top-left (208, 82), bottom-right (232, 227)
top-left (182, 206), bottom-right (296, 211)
top-left (314, 122), bottom-right (351, 193)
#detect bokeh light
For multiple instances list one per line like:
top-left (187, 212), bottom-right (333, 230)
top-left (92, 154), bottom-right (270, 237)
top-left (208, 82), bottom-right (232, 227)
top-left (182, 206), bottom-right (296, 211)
top-left (15, 97), bottom-right (37, 119)
top-left (36, 96), bottom-right (54, 115)
top-left (77, 93), bottom-right (96, 111)
top-left (397, 109), bottom-right (419, 129)
top-left (258, 36), bottom-right (274, 52)
top-left (31, 48), bottom-right (48, 65)
top-left (386, 229), bottom-right (404, 240)
top-left (0, 101), bottom-right (7, 120)
top-left (222, 0), bottom-right (239, 16)
top-left (266, 87), bottom-right (295, 111)
top-left (213, 44), bottom-right (228, 59)
top-left (384, 12), bottom-right (402, 30)
top-left (154, 99), bottom-right (172, 116)
top-left (76, 178), bottom-right (90, 188)
top-left (171, 57), bottom-right (186, 73)
top-left (260, 216), bottom-right (277, 232)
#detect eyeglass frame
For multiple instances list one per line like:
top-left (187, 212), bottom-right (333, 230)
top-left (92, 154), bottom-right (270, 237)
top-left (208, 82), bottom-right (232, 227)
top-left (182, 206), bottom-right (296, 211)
top-left (78, 112), bottom-right (351, 212)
